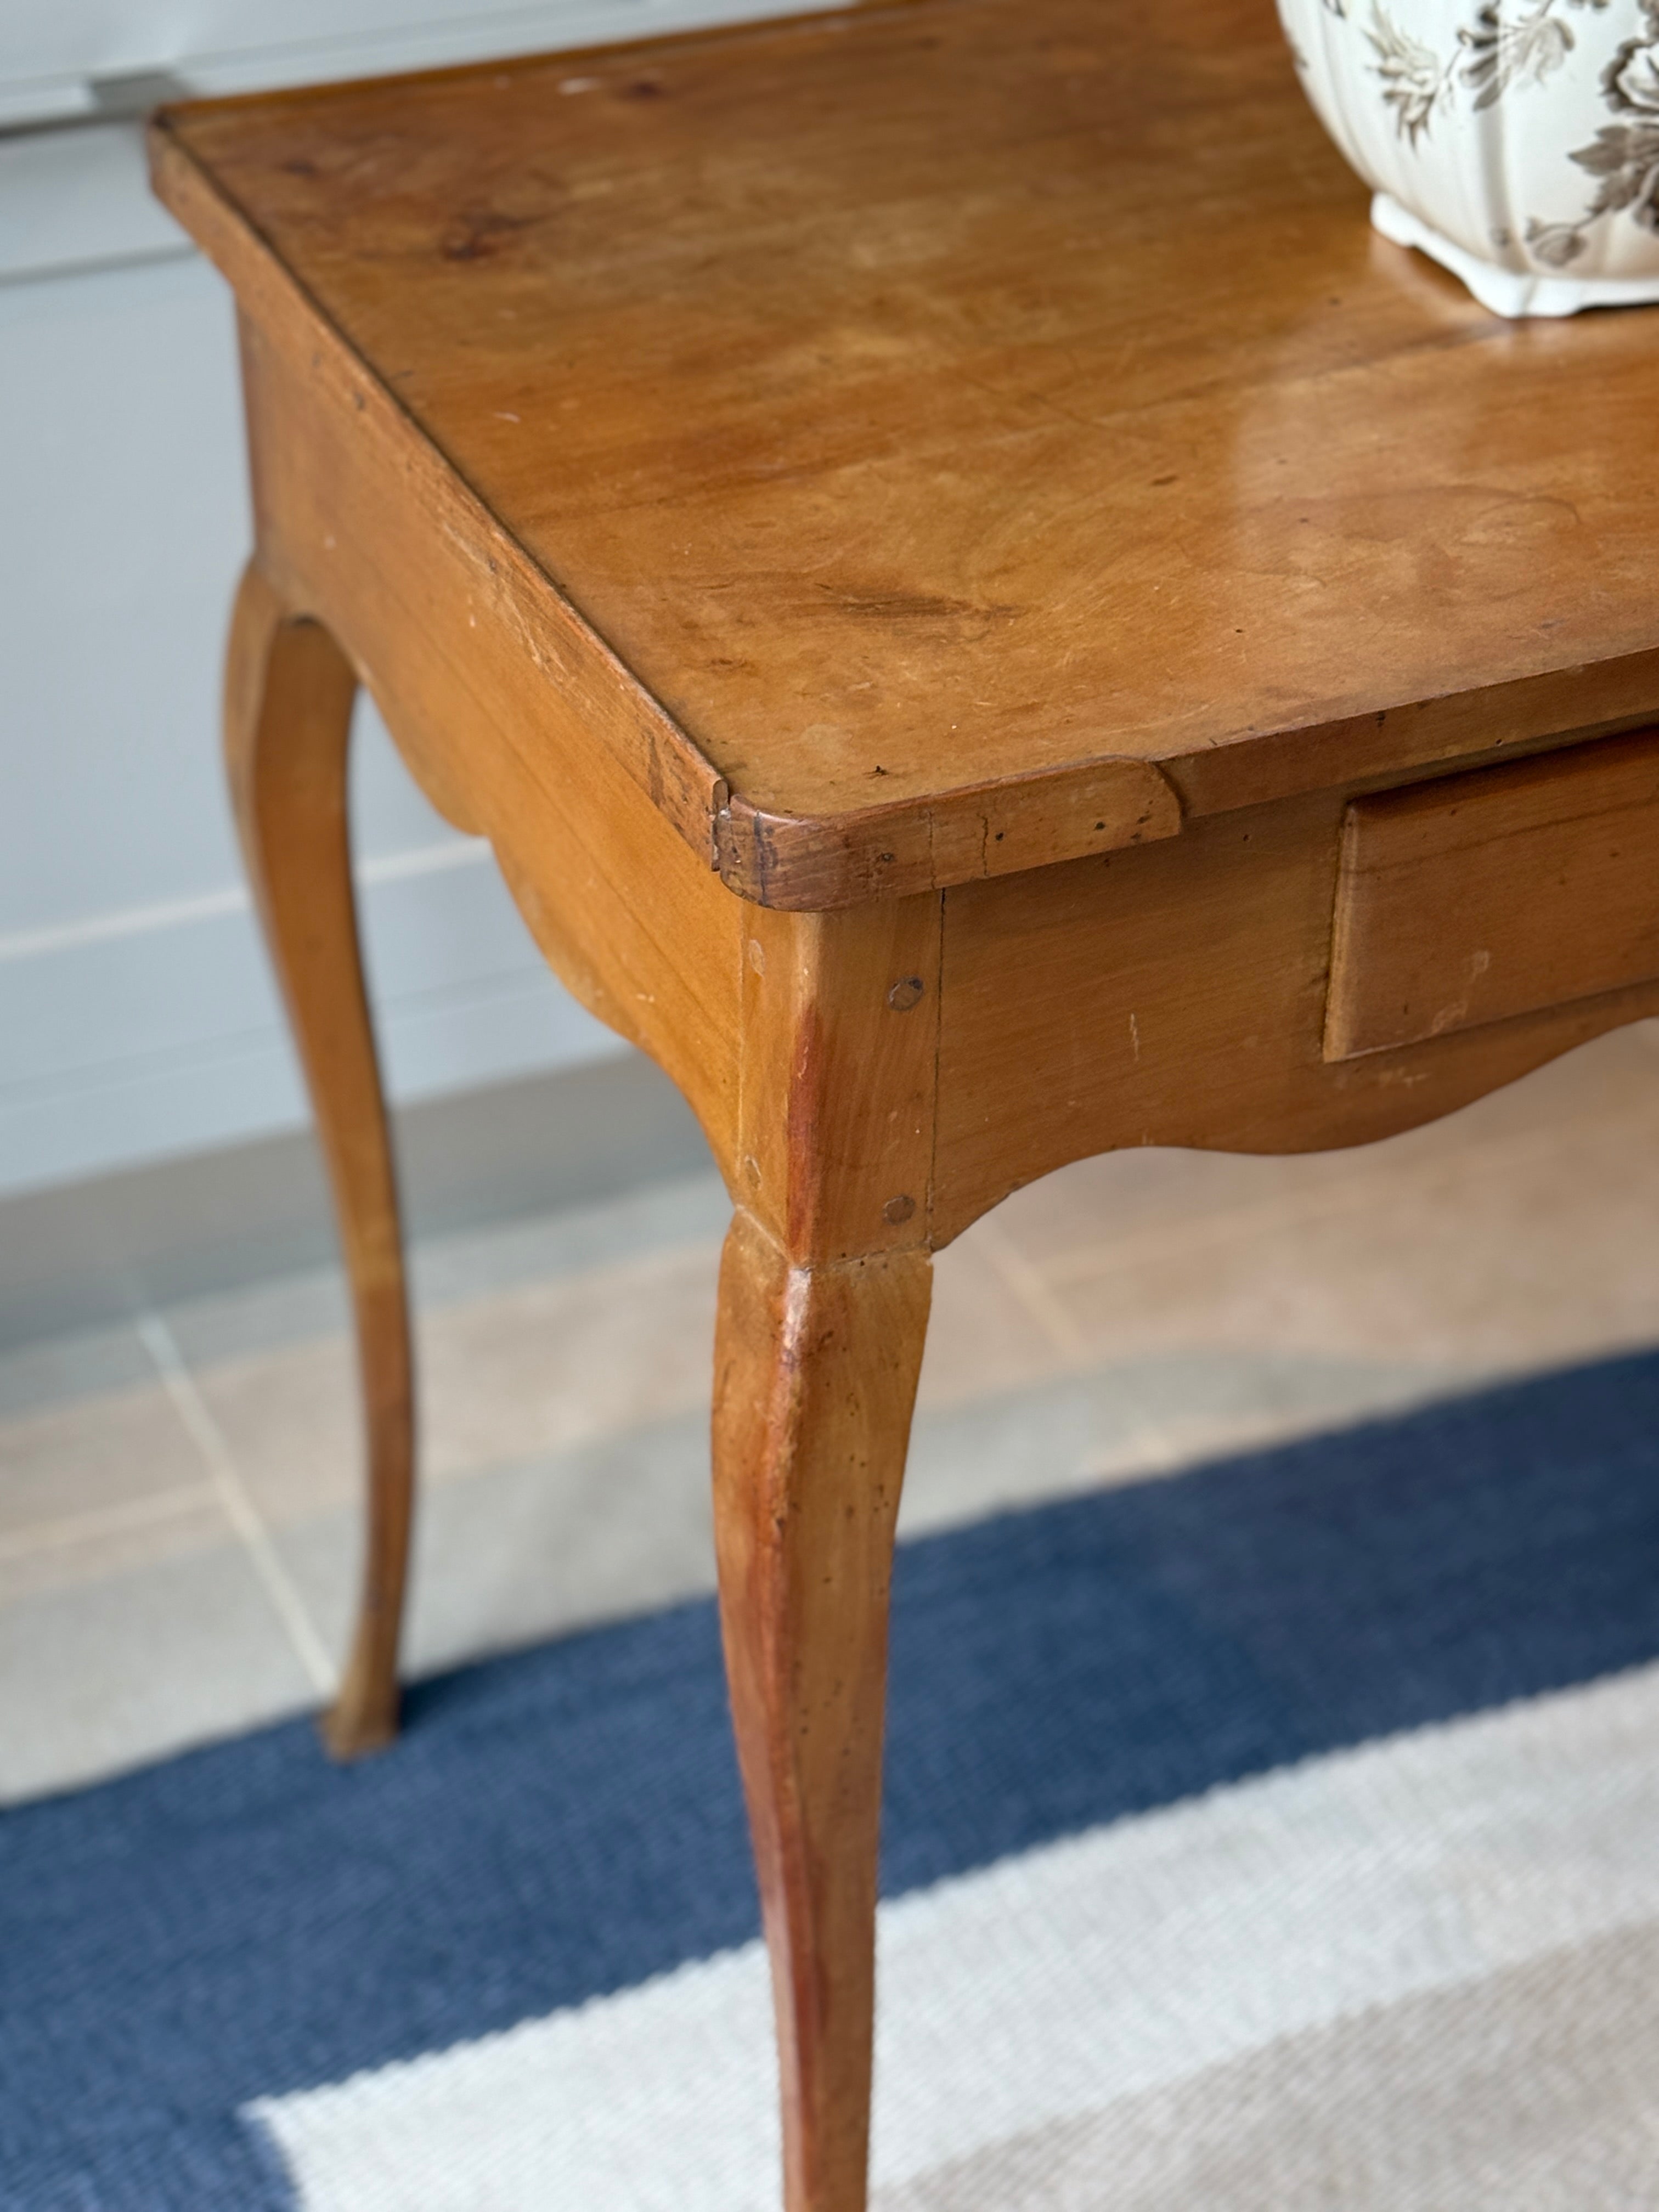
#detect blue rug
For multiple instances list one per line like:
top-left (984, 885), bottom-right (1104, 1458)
top-left (5, 1351), bottom-right (1659, 2211)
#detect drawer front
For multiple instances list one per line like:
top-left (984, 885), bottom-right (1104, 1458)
top-left (1325, 727), bottom-right (1659, 1062)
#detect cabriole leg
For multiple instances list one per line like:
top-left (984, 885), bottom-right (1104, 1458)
top-left (224, 561), bottom-right (414, 1759)
top-left (713, 1206), bottom-right (933, 2212)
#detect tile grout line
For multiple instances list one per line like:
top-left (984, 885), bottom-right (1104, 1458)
top-left (969, 1214), bottom-right (1091, 1363)
top-left (136, 1313), bottom-right (340, 1699)
top-left (968, 1216), bottom-right (1211, 1472)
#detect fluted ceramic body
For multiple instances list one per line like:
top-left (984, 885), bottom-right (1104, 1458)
top-left (1277, 0), bottom-right (1659, 314)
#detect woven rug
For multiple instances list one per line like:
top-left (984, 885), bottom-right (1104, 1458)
top-left (6, 1350), bottom-right (1659, 2211)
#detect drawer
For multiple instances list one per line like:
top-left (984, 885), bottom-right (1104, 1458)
top-left (1324, 727), bottom-right (1659, 1061)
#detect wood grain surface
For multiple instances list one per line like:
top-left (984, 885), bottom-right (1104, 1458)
top-left (932, 788), bottom-right (1659, 1244)
top-left (712, 1210), bottom-right (932, 2212)
top-left (236, 305), bottom-right (747, 1170)
top-left (224, 565), bottom-right (414, 1758)
top-left (151, 0), bottom-right (1659, 907)
top-left (1326, 726), bottom-right (1659, 1059)
top-left (738, 892), bottom-right (942, 1262)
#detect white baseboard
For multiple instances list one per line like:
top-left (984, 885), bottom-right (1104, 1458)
top-left (0, 1049), bottom-right (715, 1347)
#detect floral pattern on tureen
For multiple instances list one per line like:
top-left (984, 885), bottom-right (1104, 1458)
top-left (1277, 0), bottom-right (1659, 313)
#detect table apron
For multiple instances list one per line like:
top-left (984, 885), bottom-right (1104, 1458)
top-left (932, 783), bottom-right (1659, 1247)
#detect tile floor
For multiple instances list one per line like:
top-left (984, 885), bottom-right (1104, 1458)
top-left (6, 1023), bottom-right (1659, 1803)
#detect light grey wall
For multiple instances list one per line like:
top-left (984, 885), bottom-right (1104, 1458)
top-left (0, 1), bottom-right (807, 1200)
top-left (0, 0), bottom-right (816, 124)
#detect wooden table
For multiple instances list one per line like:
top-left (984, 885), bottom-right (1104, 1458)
top-left (150, 3), bottom-right (1659, 2203)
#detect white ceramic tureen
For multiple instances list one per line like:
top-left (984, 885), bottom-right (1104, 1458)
top-left (1276, 0), bottom-right (1659, 314)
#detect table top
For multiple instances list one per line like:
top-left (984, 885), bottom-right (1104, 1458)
top-left (154, 0), bottom-right (1659, 901)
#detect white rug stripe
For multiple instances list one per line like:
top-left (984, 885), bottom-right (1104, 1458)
top-left (878, 1916), bottom-right (1659, 2209)
top-left (253, 1661), bottom-right (1659, 2211)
